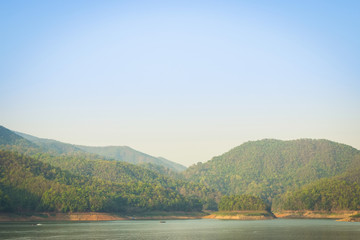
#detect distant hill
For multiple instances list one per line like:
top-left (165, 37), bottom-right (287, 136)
top-left (0, 126), bottom-right (39, 153)
top-left (15, 131), bottom-right (84, 155)
top-left (183, 139), bottom-right (360, 202)
top-left (76, 145), bottom-right (186, 172)
top-left (14, 130), bottom-right (186, 173)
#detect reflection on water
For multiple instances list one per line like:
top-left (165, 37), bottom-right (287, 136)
top-left (1, 219), bottom-right (360, 240)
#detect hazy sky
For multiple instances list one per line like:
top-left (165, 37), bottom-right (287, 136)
top-left (1, 0), bottom-right (359, 166)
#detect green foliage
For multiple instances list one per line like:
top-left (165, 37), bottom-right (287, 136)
top-left (218, 195), bottom-right (270, 211)
top-left (184, 139), bottom-right (360, 203)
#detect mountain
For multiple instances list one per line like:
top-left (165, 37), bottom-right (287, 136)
top-left (183, 139), bottom-right (360, 202)
top-left (0, 126), bottom-right (219, 211)
top-left (0, 126), bottom-right (39, 154)
top-left (0, 126), bottom-right (36, 148)
top-left (15, 130), bottom-right (186, 173)
top-left (15, 131), bottom-right (84, 155)
top-left (76, 145), bottom-right (186, 172)
top-left (4, 125), bottom-right (360, 212)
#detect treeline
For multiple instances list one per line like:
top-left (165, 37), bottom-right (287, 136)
top-left (218, 195), bottom-right (270, 211)
top-left (0, 151), bottom-right (203, 213)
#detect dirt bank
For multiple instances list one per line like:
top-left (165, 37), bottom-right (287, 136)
top-left (203, 211), bottom-right (275, 220)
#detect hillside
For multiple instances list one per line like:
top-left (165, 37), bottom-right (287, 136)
top-left (15, 130), bottom-right (186, 173)
top-left (273, 166), bottom-right (360, 211)
top-left (0, 150), bottom-right (204, 213)
top-left (183, 139), bottom-right (360, 202)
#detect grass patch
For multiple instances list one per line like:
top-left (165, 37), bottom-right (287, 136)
top-left (350, 213), bottom-right (360, 218)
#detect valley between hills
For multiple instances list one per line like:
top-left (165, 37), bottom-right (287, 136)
top-left (1, 125), bottom-right (360, 222)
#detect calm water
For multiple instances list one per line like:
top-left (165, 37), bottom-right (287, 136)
top-left (1, 219), bottom-right (360, 240)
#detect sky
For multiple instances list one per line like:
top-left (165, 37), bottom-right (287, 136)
top-left (1, 0), bottom-right (359, 166)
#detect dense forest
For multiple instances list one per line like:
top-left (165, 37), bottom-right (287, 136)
top-left (30, 152), bottom-right (220, 210)
top-left (183, 139), bottom-right (360, 202)
top-left (218, 195), bottom-right (270, 211)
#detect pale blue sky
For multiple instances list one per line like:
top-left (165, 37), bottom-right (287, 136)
top-left (1, 0), bottom-right (359, 166)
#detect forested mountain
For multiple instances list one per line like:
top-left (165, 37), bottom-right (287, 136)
top-left (0, 126), bottom-right (220, 212)
top-left (3, 124), bottom-right (360, 213)
top-left (0, 151), bottom-right (203, 213)
top-left (16, 130), bottom-right (186, 172)
top-left (30, 152), bottom-right (220, 208)
top-left (183, 139), bottom-right (360, 202)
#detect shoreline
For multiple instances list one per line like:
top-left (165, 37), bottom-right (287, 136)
top-left (1, 210), bottom-right (360, 222)
top-left (0, 211), bottom-right (206, 222)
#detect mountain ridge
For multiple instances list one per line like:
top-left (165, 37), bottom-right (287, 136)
top-left (13, 129), bottom-right (186, 172)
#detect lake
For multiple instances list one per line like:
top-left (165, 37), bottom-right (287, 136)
top-left (1, 219), bottom-right (360, 240)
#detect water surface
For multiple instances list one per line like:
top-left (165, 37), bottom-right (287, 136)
top-left (1, 219), bottom-right (360, 240)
